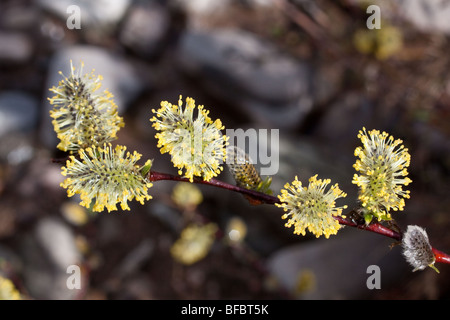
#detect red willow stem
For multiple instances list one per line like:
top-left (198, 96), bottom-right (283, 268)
top-left (433, 248), bottom-right (450, 265)
top-left (148, 170), bottom-right (450, 265)
top-left (333, 216), bottom-right (401, 241)
top-left (149, 171), bottom-right (279, 205)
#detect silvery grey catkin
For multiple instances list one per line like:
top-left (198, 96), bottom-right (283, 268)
top-left (402, 225), bottom-right (439, 273)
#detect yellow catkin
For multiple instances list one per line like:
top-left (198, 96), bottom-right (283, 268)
top-left (276, 175), bottom-right (347, 239)
top-left (352, 127), bottom-right (411, 221)
top-left (150, 95), bottom-right (228, 182)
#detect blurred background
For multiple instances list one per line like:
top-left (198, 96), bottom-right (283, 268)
top-left (1, 0), bottom-right (450, 300)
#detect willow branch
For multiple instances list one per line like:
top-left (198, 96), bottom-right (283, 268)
top-left (148, 170), bottom-right (450, 266)
top-left (149, 171), bottom-right (279, 205)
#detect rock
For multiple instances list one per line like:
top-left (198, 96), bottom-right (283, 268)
top-left (0, 245), bottom-right (22, 273)
top-left (266, 229), bottom-right (408, 299)
top-left (15, 155), bottom-right (65, 199)
top-left (40, 19), bottom-right (66, 43)
top-left (241, 0), bottom-right (274, 7)
top-left (117, 273), bottom-right (154, 299)
top-left (20, 217), bottom-right (82, 299)
top-left (0, 206), bottom-right (16, 239)
top-left (397, 0), bottom-right (450, 35)
top-left (119, 2), bottom-right (170, 59)
top-left (147, 201), bottom-right (182, 233)
top-left (178, 29), bottom-right (309, 103)
top-left (34, 217), bottom-right (81, 270)
top-left (351, 0), bottom-right (450, 35)
top-left (173, 0), bottom-right (231, 16)
top-left (310, 62), bottom-right (344, 107)
top-left (0, 91), bottom-right (39, 138)
top-left (313, 92), bottom-right (374, 156)
top-left (0, 32), bottom-right (33, 65)
top-left (345, 0), bottom-right (405, 21)
top-left (41, 45), bottom-right (146, 149)
top-left (411, 121), bottom-right (450, 182)
top-left (0, 5), bottom-right (41, 30)
top-left (172, 0), bottom-right (233, 29)
top-left (37, 0), bottom-right (131, 33)
top-left (273, 133), bottom-right (355, 198)
top-left (97, 214), bottom-right (122, 247)
top-left (0, 133), bottom-right (35, 166)
top-left (115, 239), bottom-right (154, 278)
top-left (176, 29), bottom-right (313, 129)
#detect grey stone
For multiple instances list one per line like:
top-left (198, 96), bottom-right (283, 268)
top-left (1, 4), bottom-right (41, 31)
top-left (0, 91), bottom-right (39, 138)
top-left (273, 133), bottom-right (355, 199)
top-left (176, 29), bottom-right (312, 129)
top-left (178, 29), bottom-right (309, 103)
top-left (97, 215), bottom-right (121, 246)
top-left (345, 0), bottom-right (404, 22)
top-left (117, 273), bottom-right (154, 299)
top-left (351, 0), bottom-right (450, 35)
top-left (172, 0), bottom-right (232, 29)
top-left (266, 229), bottom-right (408, 299)
top-left (20, 217), bottom-right (81, 299)
top-left (115, 238), bottom-right (154, 277)
top-left (0, 32), bottom-right (33, 64)
top-left (398, 0), bottom-right (450, 35)
top-left (243, 0), bottom-right (274, 7)
top-left (119, 2), bottom-right (170, 59)
top-left (310, 63), bottom-right (344, 107)
top-left (37, 0), bottom-right (131, 33)
top-left (0, 6), bottom-right (41, 30)
top-left (0, 133), bottom-right (35, 165)
top-left (0, 244), bottom-right (22, 274)
top-left (313, 92), bottom-right (374, 156)
top-left (173, 0), bottom-right (231, 16)
top-left (34, 217), bottom-right (81, 271)
top-left (40, 19), bottom-right (66, 43)
top-left (147, 201), bottom-right (182, 233)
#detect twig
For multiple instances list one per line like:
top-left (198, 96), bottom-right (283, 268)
top-left (148, 170), bottom-right (450, 266)
top-left (149, 171), bottom-right (279, 205)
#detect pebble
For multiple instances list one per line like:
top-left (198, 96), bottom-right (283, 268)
top-left (273, 133), bottom-right (354, 197)
top-left (0, 32), bottom-right (33, 65)
top-left (34, 217), bottom-right (81, 270)
top-left (313, 92), bottom-right (374, 156)
top-left (115, 238), bottom-right (154, 278)
top-left (119, 2), bottom-right (171, 59)
top-left (0, 244), bottom-right (22, 271)
top-left (266, 230), bottom-right (408, 299)
top-left (349, 0), bottom-right (450, 35)
top-left (0, 5), bottom-right (41, 30)
top-left (0, 91), bottom-right (39, 138)
top-left (20, 217), bottom-right (82, 299)
top-left (397, 0), bottom-right (450, 35)
top-left (173, 0), bottom-right (231, 16)
top-left (37, 0), bottom-right (131, 33)
top-left (0, 133), bottom-right (35, 166)
top-left (176, 29), bottom-right (313, 129)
